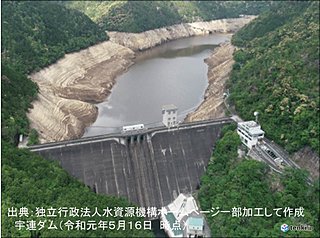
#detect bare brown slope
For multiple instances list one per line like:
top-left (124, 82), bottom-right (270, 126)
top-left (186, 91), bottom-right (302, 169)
top-left (28, 17), bottom-right (255, 143)
top-left (28, 41), bottom-right (135, 143)
top-left (108, 17), bottom-right (256, 51)
top-left (186, 43), bottom-right (235, 121)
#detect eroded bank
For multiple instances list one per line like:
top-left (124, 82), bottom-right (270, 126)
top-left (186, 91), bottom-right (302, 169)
top-left (28, 16), bottom-right (255, 143)
top-left (185, 42), bottom-right (235, 121)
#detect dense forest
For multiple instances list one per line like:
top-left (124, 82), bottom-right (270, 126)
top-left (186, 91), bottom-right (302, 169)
top-left (1, 1), bottom-right (108, 145)
top-left (1, 64), bottom-right (38, 146)
top-left (231, 1), bottom-right (311, 45)
top-left (229, 1), bottom-right (319, 153)
top-left (198, 125), bottom-right (319, 237)
top-left (66, 1), bottom-right (273, 33)
top-left (1, 1), bottom-right (107, 74)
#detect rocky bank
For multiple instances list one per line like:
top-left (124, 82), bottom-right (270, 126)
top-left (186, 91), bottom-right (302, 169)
top-left (291, 147), bottom-right (319, 180)
top-left (28, 16), bottom-right (255, 143)
top-left (108, 17), bottom-right (255, 51)
top-left (28, 41), bottom-right (135, 143)
top-left (185, 43), bottom-right (235, 121)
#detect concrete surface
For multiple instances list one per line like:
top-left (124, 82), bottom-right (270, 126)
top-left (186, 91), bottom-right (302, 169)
top-left (31, 118), bottom-right (232, 208)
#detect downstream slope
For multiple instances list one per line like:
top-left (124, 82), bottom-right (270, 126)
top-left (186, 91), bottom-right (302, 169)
top-left (198, 127), bottom-right (319, 237)
top-left (28, 17), bottom-right (255, 143)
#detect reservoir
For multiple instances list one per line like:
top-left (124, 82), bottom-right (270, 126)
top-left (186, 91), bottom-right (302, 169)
top-left (84, 33), bottom-right (231, 137)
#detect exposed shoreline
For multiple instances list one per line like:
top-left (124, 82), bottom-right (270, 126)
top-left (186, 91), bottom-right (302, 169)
top-left (185, 42), bottom-right (235, 122)
top-left (28, 42), bottom-right (135, 143)
top-left (28, 16), bottom-right (256, 143)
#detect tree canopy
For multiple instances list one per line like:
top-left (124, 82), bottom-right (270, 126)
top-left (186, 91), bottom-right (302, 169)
top-left (229, 2), bottom-right (319, 153)
top-left (66, 1), bottom-right (273, 33)
top-left (1, 63), bottom-right (38, 145)
top-left (198, 127), bottom-right (319, 237)
top-left (1, 1), bottom-right (107, 74)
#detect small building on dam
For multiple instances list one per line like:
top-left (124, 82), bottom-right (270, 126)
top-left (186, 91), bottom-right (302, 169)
top-left (30, 118), bottom-right (232, 209)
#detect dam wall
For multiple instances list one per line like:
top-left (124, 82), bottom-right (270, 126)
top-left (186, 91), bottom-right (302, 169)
top-left (32, 119), bottom-right (231, 207)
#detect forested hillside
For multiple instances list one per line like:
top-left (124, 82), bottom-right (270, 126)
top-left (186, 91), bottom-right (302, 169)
top-left (229, 1), bottom-right (319, 153)
top-left (1, 1), bottom-right (108, 144)
top-left (232, 1), bottom-right (310, 46)
top-left (1, 64), bottom-right (38, 145)
top-left (66, 1), bottom-right (273, 33)
top-left (199, 126), bottom-right (319, 237)
top-left (1, 1), bottom-right (107, 74)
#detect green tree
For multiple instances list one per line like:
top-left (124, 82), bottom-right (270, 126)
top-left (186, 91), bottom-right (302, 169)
top-left (198, 127), bottom-right (319, 237)
top-left (1, 1), bottom-right (107, 74)
top-left (229, 2), bottom-right (319, 153)
top-left (27, 129), bottom-right (39, 146)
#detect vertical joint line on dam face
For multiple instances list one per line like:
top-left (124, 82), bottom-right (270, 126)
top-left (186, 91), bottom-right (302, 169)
top-left (139, 139), bottom-right (151, 206)
top-left (172, 144), bottom-right (181, 196)
top-left (110, 145), bottom-right (120, 197)
top-left (179, 131), bottom-right (193, 192)
top-left (122, 149), bottom-right (132, 202)
top-left (147, 134), bottom-right (165, 206)
top-left (128, 142), bottom-right (145, 206)
top-left (134, 140), bottom-right (150, 206)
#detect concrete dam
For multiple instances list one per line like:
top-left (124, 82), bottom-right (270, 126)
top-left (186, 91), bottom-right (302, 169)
top-left (30, 118), bottom-right (232, 208)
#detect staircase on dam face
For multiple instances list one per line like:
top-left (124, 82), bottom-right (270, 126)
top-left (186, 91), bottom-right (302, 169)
top-left (32, 119), bottom-right (232, 208)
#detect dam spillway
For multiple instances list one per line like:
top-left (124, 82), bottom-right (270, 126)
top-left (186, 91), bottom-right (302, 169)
top-left (30, 118), bottom-right (232, 208)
